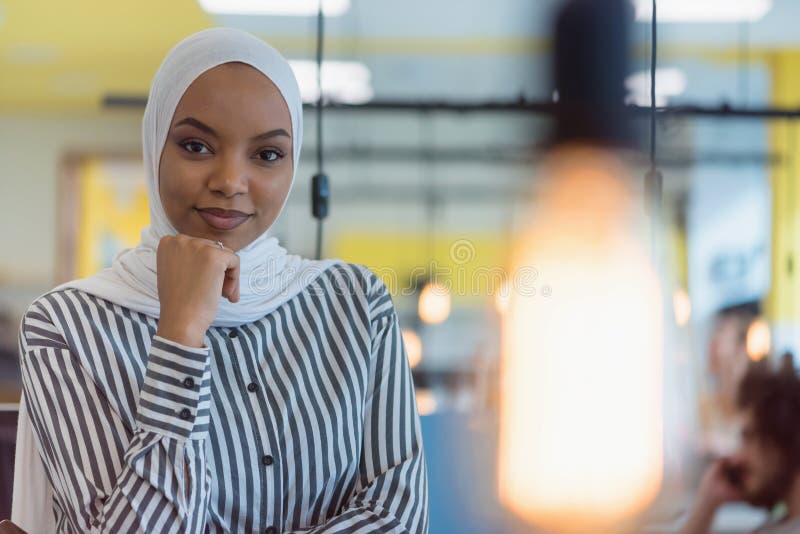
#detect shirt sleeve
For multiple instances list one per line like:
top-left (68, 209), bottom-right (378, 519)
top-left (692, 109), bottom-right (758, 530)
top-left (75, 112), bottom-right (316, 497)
top-left (288, 274), bottom-right (430, 534)
top-left (16, 302), bottom-right (214, 533)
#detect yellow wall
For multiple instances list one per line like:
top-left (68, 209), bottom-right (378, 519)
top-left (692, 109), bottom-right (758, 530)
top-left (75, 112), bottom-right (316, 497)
top-left (332, 233), bottom-right (510, 302)
top-left (766, 52), bottom-right (800, 322)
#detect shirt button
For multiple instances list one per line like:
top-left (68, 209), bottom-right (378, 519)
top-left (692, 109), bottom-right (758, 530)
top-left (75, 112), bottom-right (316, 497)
top-left (229, 329), bottom-right (239, 338)
top-left (265, 527), bottom-right (277, 534)
top-left (182, 377), bottom-right (195, 389)
top-left (179, 408), bottom-right (192, 420)
top-left (247, 382), bottom-right (259, 392)
top-left (262, 455), bottom-right (274, 466)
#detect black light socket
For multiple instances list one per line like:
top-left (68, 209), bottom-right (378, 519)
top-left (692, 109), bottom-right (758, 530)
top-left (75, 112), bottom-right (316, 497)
top-left (312, 173), bottom-right (330, 219)
top-left (551, 0), bottom-right (635, 149)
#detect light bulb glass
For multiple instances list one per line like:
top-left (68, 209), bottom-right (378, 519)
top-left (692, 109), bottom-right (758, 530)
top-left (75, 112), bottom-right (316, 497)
top-left (498, 146), bottom-right (664, 532)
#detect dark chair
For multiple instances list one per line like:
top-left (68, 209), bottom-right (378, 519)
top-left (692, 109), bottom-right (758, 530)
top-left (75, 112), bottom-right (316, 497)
top-left (0, 520), bottom-right (25, 533)
top-left (0, 407), bottom-right (22, 533)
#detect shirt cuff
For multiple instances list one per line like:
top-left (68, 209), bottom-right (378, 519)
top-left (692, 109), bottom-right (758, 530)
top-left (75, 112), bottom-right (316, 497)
top-left (136, 335), bottom-right (212, 441)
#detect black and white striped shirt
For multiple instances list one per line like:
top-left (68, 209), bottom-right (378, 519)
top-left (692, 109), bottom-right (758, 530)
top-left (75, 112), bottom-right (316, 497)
top-left (16, 262), bottom-right (428, 533)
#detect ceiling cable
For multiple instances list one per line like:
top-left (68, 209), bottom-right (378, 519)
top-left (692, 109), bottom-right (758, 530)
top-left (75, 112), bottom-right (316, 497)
top-left (645, 0), bottom-right (663, 252)
top-left (311, 0), bottom-right (329, 260)
top-left (649, 0), bottom-right (658, 175)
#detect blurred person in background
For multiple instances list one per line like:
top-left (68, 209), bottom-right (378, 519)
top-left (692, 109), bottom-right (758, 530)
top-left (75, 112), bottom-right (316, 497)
top-left (699, 303), bottom-right (759, 456)
top-left (681, 355), bottom-right (800, 534)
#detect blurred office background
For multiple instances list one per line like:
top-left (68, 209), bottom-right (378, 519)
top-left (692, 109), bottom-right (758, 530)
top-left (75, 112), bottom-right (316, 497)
top-left (2, 0), bottom-right (800, 532)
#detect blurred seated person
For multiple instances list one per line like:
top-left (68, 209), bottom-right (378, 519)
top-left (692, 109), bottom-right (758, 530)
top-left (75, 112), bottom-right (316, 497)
top-left (682, 355), bottom-right (800, 534)
top-left (699, 303), bottom-right (759, 456)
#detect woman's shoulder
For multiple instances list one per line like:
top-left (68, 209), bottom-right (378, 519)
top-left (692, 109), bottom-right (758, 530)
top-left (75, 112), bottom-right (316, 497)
top-left (19, 286), bottom-right (133, 350)
top-left (18, 287), bottom-right (85, 353)
top-left (21, 287), bottom-right (80, 323)
top-left (312, 260), bottom-right (385, 294)
top-left (313, 260), bottom-right (395, 323)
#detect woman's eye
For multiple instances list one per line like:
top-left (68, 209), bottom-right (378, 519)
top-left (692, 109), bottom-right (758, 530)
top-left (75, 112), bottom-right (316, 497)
top-left (181, 141), bottom-right (210, 154)
top-left (256, 149), bottom-right (283, 162)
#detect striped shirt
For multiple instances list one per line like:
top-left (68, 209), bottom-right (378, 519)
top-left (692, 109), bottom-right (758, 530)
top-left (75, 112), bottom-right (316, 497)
top-left (16, 262), bottom-right (428, 533)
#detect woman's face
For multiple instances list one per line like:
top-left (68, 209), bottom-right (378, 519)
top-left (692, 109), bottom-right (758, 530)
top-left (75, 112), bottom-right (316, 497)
top-left (159, 61), bottom-right (294, 252)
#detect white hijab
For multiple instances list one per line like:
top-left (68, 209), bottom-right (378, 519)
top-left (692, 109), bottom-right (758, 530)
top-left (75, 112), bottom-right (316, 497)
top-left (13, 28), bottom-right (343, 532)
top-left (52, 26), bottom-right (342, 328)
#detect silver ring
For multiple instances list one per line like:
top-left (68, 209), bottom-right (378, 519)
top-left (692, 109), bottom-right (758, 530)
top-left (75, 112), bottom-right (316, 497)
top-left (215, 241), bottom-right (225, 250)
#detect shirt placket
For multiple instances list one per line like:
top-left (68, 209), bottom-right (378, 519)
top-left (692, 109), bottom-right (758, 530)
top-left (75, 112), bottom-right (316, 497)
top-left (225, 325), bottom-right (284, 534)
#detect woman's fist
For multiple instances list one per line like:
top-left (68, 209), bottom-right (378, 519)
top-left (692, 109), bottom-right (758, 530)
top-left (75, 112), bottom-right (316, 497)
top-left (155, 234), bottom-right (241, 347)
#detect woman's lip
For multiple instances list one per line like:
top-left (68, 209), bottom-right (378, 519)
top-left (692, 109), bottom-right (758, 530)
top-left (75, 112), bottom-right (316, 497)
top-left (195, 208), bottom-right (251, 231)
top-left (197, 207), bottom-right (251, 217)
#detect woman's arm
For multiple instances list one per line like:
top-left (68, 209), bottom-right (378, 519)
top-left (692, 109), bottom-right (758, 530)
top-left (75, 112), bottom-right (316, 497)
top-left (15, 301), bottom-right (213, 533)
top-left (289, 278), bottom-right (429, 534)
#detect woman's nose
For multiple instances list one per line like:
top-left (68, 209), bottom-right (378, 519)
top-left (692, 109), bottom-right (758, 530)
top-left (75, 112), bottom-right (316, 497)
top-left (208, 153), bottom-right (249, 197)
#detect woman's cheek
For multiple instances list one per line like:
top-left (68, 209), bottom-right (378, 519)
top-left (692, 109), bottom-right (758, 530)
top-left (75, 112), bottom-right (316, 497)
top-left (162, 158), bottom-right (197, 199)
top-left (252, 172), bottom-right (286, 206)
top-left (159, 164), bottom-right (198, 224)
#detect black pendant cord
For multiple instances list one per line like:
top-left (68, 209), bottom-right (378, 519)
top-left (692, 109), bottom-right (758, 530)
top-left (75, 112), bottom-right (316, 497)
top-left (312, 0), bottom-right (329, 260)
top-left (646, 0), bottom-right (662, 253)
top-left (316, 2), bottom-right (324, 175)
top-left (650, 0), bottom-right (657, 174)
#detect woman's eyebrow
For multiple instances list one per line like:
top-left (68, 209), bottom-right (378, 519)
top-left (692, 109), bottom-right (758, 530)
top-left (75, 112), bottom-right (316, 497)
top-left (253, 128), bottom-right (291, 141)
top-left (172, 117), bottom-right (290, 141)
top-left (173, 117), bottom-right (217, 136)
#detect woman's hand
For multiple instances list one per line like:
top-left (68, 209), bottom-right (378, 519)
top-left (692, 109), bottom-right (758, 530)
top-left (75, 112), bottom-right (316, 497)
top-left (155, 234), bottom-right (240, 348)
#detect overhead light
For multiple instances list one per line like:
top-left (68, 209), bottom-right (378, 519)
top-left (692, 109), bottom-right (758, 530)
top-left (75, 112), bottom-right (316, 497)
top-left (625, 67), bottom-right (687, 107)
top-left (415, 389), bottom-right (437, 416)
top-left (494, 278), bottom-right (512, 316)
top-left (634, 0), bottom-right (772, 23)
top-left (197, 0), bottom-right (350, 16)
top-left (417, 281), bottom-right (451, 325)
top-left (288, 60), bottom-right (374, 104)
top-left (401, 328), bottom-right (423, 368)
top-left (672, 288), bottom-right (691, 327)
top-left (746, 318), bottom-right (771, 361)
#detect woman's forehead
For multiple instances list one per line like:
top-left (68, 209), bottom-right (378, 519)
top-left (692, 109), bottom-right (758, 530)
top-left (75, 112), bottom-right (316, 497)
top-left (172, 62), bottom-right (293, 135)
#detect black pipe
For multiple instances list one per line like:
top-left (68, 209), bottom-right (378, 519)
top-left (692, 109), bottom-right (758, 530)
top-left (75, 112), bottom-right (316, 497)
top-left (102, 95), bottom-right (800, 120)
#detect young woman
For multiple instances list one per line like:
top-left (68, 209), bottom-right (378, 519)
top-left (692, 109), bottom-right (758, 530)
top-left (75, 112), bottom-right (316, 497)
top-left (12, 27), bottom-right (428, 533)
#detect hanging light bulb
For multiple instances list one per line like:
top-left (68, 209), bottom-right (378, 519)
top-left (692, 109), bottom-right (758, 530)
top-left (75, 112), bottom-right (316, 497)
top-left (497, 0), bottom-right (664, 531)
top-left (401, 328), bottom-right (423, 368)
top-left (746, 318), bottom-right (771, 361)
top-left (418, 281), bottom-right (451, 324)
top-left (498, 147), bottom-right (664, 532)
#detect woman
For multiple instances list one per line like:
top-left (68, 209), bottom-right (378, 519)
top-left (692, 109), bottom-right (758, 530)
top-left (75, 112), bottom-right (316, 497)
top-left (12, 27), bottom-right (428, 533)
